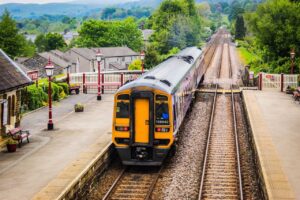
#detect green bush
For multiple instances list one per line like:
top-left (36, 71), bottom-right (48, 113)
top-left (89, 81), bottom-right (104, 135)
top-left (57, 82), bottom-right (69, 95)
top-left (42, 82), bottom-right (63, 101)
top-left (26, 85), bottom-right (48, 110)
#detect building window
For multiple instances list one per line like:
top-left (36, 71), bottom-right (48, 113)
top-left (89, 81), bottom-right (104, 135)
top-left (122, 57), bottom-right (125, 62)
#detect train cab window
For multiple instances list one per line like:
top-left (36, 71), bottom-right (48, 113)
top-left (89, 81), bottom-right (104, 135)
top-left (116, 101), bottom-right (129, 118)
top-left (117, 94), bottom-right (129, 100)
top-left (155, 102), bottom-right (169, 125)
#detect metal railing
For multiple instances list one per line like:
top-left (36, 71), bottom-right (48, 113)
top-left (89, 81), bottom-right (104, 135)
top-left (257, 73), bottom-right (298, 91)
top-left (69, 70), bottom-right (145, 94)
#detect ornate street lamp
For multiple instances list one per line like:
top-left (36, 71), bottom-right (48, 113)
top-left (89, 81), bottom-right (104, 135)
top-left (45, 58), bottom-right (54, 130)
top-left (96, 49), bottom-right (103, 101)
top-left (290, 48), bottom-right (296, 74)
top-left (140, 51), bottom-right (145, 73)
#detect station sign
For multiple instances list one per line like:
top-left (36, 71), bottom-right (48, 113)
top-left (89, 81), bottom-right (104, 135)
top-left (27, 70), bottom-right (39, 81)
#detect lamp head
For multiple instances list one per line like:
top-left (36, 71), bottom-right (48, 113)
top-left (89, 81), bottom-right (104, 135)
top-left (96, 49), bottom-right (103, 62)
top-left (45, 58), bottom-right (54, 77)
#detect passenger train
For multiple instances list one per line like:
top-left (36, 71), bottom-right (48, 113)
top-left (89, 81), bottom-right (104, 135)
top-left (112, 47), bottom-right (206, 166)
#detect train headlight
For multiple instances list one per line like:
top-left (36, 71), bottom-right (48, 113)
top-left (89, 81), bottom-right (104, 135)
top-left (115, 126), bottom-right (129, 131)
top-left (155, 127), bottom-right (170, 132)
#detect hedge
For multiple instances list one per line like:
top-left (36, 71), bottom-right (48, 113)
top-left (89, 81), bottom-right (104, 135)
top-left (26, 85), bottom-right (48, 110)
top-left (23, 81), bottom-right (69, 112)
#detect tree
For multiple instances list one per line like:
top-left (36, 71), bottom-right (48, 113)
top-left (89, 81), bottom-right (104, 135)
top-left (35, 34), bottom-right (47, 52)
top-left (228, 1), bottom-right (244, 21)
top-left (128, 59), bottom-right (142, 70)
top-left (235, 15), bottom-right (246, 39)
top-left (246, 0), bottom-right (300, 58)
top-left (35, 33), bottom-right (66, 52)
top-left (0, 10), bottom-right (29, 57)
top-left (44, 33), bottom-right (66, 51)
top-left (77, 17), bottom-right (143, 52)
top-left (149, 0), bottom-right (202, 55)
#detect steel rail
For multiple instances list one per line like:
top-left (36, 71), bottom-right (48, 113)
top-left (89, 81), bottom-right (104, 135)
top-left (228, 34), bottom-right (244, 200)
top-left (102, 167), bottom-right (127, 200)
top-left (102, 166), bottom-right (162, 200)
top-left (145, 166), bottom-right (164, 200)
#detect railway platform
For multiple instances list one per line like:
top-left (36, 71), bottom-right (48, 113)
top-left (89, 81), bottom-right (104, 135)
top-left (243, 90), bottom-right (297, 199)
top-left (0, 94), bottom-right (113, 200)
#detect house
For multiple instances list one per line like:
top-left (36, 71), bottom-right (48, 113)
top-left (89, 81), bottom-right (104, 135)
top-left (64, 47), bottom-right (140, 72)
top-left (63, 48), bottom-right (95, 72)
top-left (19, 50), bottom-right (72, 78)
top-left (0, 49), bottom-right (32, 136)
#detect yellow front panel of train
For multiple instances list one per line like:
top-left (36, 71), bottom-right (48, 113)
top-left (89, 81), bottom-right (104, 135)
top-left (134, 99), bottom-right (149, 143)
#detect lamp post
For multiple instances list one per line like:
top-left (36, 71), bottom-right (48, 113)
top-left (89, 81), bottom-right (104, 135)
top-left (96, 50), bottom-right (103, 101)
top-left (140, 51), bottom-right (145, 73)
top-left (290, 48), bottom-right (296, 74)
top-left (66, 64), bottom-right (71, 87)
top-left (45, 58), bottom-right (54, 130)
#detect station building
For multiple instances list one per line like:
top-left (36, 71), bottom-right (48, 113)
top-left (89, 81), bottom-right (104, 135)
top-left (0, 49), bottom-right (32, 137)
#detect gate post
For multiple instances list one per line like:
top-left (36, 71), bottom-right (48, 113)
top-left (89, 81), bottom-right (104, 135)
top-left (83, 73), bottom-right (86, 94)
top-left (120, 73), bottom-right (124, 86)
top-left (101, 73), bottom-right (104, 94)
top-left (258, 73), bottom-right (263, 91)
top-left (280, 73), bottom-right (284, 92)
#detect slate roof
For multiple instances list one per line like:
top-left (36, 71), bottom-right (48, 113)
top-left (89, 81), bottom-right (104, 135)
top-left (39, 51), bottom-right (71, 68)
top-left (92, 47), bottom-right (139, 58)
top-left (66, 47), bottom-right (139, 62)
top-left (0, 49), bottom-right (32, 93)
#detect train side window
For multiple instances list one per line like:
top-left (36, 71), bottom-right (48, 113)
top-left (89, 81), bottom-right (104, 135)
top-left (118, 94), bottom-right (129, 100)
top-left (155, 102), bottom-right (169, 125)
top-left (116, 101), bottom-right (129, 118)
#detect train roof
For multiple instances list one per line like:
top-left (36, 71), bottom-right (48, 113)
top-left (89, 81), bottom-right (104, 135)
top-left (117, 47), bottom-right (202, 94)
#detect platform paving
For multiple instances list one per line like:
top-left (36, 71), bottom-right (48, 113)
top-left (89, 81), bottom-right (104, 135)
top-left (243, 90), bottom-right (298, 199)
top-left (0, 94), bottom-right (113, 200)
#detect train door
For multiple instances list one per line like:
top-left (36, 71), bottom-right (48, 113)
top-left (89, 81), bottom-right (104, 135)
top-left (134, 99), bottom-right (149, 143)
top-left (130, 91), bottom-right (154, 146)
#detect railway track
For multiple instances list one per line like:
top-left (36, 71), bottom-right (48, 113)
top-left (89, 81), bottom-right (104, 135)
top-left (102, 166), bottom-right (162, 200)
top-left (198, 32), bottom-right (244, 200)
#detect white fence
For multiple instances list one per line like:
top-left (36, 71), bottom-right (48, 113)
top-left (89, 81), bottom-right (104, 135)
top-left (259, 73), bottom-right (298, 91)
top-left (69, 70), bottom-right (144, 94)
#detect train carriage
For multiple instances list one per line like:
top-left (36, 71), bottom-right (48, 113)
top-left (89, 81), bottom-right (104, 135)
top-left (112, 47), bottom-right (205, 166)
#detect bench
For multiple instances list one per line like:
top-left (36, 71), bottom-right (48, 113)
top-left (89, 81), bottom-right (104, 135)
top-left (8, 127), bottom-right (30, 147)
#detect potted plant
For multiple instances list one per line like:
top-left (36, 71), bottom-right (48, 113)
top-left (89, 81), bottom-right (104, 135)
top-left (74, 103), bottom-right (84, 112)
top-left (6, 138), bottom-right (18, 153)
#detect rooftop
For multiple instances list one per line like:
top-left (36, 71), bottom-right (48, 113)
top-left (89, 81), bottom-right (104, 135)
top-left (0, 49), bottom-right (32, 93)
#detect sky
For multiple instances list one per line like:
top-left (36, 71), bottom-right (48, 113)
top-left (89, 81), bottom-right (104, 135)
top-left (0, 0), bottom-right (135, 4)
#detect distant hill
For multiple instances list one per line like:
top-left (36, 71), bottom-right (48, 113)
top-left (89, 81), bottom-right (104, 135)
top-left (0, 3), bottom-right (102, 19)
top-left (0, 0), bottom-right (214, 19)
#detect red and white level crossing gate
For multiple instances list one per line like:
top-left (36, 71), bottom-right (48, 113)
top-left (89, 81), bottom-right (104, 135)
top-left (258, 73), bottom-right (299, 91)
top-left (69, 70), bottom-right (144, 94)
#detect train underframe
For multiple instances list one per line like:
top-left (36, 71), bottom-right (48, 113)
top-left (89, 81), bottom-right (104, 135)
top-left (116, 146), bottom-right (170, 166)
